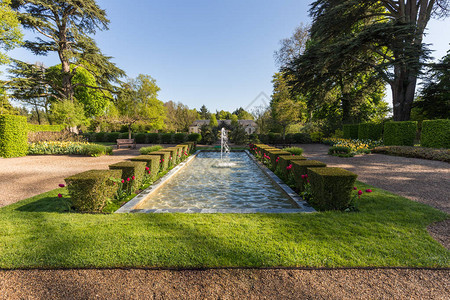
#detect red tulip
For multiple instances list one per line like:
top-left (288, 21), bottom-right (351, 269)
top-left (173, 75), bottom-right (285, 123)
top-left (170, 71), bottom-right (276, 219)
top-left (121, 179), bottom-right (125, 184)
top-left (113, 182), bottom-right (116, 185)
top-left (353, 187), bottom-right (357, 190)
top-left (127, 178), bottom-right (130, 182)
top-left (57, 193), bottom-right (62, 198)
top-left (358, 190), bottom-right (363, 195)
top-left (366, 189), bottom-right (372, 193)
top-left (132, 176), bottom-right (135, 180)
top-left (58, 183), bottom-right (65, 188)
top-left (301, 175), bottom-right (305, 179)
top-left (148, 170), bottom-right (151, 174)
top-left (145, 167), bottom-right (149, 170)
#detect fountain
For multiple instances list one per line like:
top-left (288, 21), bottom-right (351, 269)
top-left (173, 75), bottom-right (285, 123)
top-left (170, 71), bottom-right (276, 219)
top-left (216, 127), bottom-right (235, 168)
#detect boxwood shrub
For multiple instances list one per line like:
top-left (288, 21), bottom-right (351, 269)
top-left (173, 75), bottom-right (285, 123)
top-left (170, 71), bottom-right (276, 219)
top-left (160, 133), bottom-right (173, 144)
top-left (109, 161), bottom-right (146, 192)
top-left (105, 132), bottom-right (120, 143)
top-left (187, 133), bottom-right (201, 143)
top-left (0, 115), bottom-right (28, 158)
top-left (65, 169), bottom-right (121, 212)
top-left (358, 123), bottom-right (383, 140)
top-left (291, 160), bottom-right (327, 192)
top-left (118, 132), bottom-right (130, 139)
top-left (159, 148), bottom-right (178, 165)
top-left (139, 145), bottom-right (163, 155)
top-left (283, 147), bottom-right (304, 155)
top-left (148, 151), bottom-right (170, 170)
top-left (173, 133), bottom-right (187, 143)
top-left (276, 155), bottom-right (306, 178)
top-left (147, 133), bottom-right (160, 144)
top-left (343, 124), bottom-right (359, 139)
top-left (421, 119), bottom-right (450, 149)
top-left (266, 150), bottom-right (291, 170)
top-left (384, 121), bottom-right (417, 146)
top-left (130, 155), bottom-right (160, 180)
top-left (308, 167), bottom-right (357, 211)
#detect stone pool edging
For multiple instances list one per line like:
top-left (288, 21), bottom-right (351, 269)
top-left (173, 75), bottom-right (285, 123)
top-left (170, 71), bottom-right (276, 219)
top-left (116, 150), bottom-right (316, 214)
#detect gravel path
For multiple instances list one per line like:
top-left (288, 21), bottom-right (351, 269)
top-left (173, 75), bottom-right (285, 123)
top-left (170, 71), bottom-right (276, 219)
top-left (1, 268), bottom-right (449, 299)
top-left (0, 144), bottom-right (448, 298)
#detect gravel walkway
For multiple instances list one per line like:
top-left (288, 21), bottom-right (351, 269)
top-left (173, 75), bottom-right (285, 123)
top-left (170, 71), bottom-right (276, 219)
top-left (1, 268), bottom-right (449, 299)
top-left (0, 144), bottom-right (448, 298)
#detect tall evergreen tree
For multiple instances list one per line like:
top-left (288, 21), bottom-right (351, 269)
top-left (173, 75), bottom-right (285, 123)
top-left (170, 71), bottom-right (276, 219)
top-left (11, 0), bottom-right (124, 101)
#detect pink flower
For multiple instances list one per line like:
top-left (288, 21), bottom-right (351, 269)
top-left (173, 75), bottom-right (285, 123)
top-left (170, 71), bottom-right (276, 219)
top-left (301, 175), bottom-right (305, 179)
top-left (304, 174), bottom-right (308, 178)
top-left (57, 193), bottom-right (62, 198)
top-left (162, 159), bottom-right (164, 162)
top-left (307, 179), bottom-right (310, 183)
top-left (58, 184), bottom-right (65, 188)
top-left (159, 160), bottom-right (162, 163)
top-left (286, 164), bottom-right (292, 171)
top-left (121, 179), bottom-right (125, 184)
top-left (132, 176), bottom-right (135, 180)
top-left (127, 178), bottom-right (130, 182)
top-left (353, 187), bottom-right (357, 190)
top-left (113, 182), bottom-right (116, 185)
top-left (366, 189), bottom-right (372, 193)
top-left (145, 166), bottom-right (149, 170)
top-left (358, 190), bottom-right (363, 195)
top-left (148, 170), bottom-right (151, 174)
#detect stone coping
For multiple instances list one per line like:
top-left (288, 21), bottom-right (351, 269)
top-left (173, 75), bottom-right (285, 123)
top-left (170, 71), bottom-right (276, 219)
top-left (116, 150), bottom-right (315, 214)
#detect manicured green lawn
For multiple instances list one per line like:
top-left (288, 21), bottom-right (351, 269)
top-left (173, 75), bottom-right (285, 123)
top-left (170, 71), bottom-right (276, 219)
top-left (0, 181), bottom-right (448, 269)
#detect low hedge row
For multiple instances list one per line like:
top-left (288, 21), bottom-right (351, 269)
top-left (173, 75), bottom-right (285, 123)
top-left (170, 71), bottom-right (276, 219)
top-left (250, 143), bottom-right (357, 211)
top-left (28, 124), bottom-right (66, 132)
top-left (65, 141), bottom-right (196, 213)
top-left (372, 146), bottom-right (450, 163)
top-left (358, 123), bottom-right (383, 140)
top-left (0, 115), bottom-right (28, 158)
top-left (383, 121), bottom-right (417, 146)
top-left (84, 132), bottom-right (201, 144)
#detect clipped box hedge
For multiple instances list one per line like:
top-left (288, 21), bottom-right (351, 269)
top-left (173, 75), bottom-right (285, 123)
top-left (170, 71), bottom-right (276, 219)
top-left (277, 155), bottom-right (306, 176)
top-left (308, 167), bottom-right (357, 211)
top-left (159, 147), bottom-right (178, 165)
top-left (291, 160), bottom-right (327, 192)
top-left (266, 150), bottom-right (290, 167)
top-left (130, 155), bottom-right (160, 180)
top-left (358, 123), bottom-right (383, 140)
top-left (160, 133), bottom-right (173, 144)
top-left (65, 169), bottom-right (121, 212)
top-left (148, 151), bottom-right (170, 170)
top-left (384, 121), bottom-right (417, 146)
top-left (421, 119), bottom-right (450, 149)
top-left (109, 161), bottom-right (147, 192)
top-left (343, 124), bottom-right (359, 139)
top-left (0, 115), bottom-right (28, 158)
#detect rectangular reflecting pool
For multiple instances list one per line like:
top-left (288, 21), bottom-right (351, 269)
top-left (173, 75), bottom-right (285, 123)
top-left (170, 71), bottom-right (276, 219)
top-left (118, 151), bottom-right (314, 213)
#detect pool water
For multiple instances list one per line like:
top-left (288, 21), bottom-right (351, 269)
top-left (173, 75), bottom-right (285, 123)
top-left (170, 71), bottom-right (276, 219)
top-left (136, 151), bottom-right (297, 209)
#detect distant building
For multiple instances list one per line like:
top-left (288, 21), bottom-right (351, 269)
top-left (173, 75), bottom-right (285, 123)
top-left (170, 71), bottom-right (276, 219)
top-left (189, 120), bottom-right (258, 135)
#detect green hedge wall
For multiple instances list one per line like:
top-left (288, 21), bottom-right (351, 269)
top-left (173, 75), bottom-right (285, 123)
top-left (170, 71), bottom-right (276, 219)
top-left (421, 119), bottom-right (450, 149)
top-left (358, 123), bottom-right (383, 140)
top-left (65, 169), bottom-right (121, 212)
top-left (343, 124), bottom-right (359, 139)
top-left (0, 115), bottom-right (28, 158)
top-left (308, 167), bottom-right (357, 211)
top-left (148, 151), bottom-right (170, 170)
top-left (187, 133), bottom-right (201, 143)
top-left (384, 121), bottom-right (417, 146)
top-left (291, 160), bottom-right (327, 192)
top-left (130, 155), bottom-right (160, 180)
top-left (160, 133), bottom-right (173, 144)
top-left (277, 155), bottom-right (306, 178)
top-left (109, 161), bottom-right (146, 192)
top-left (28, 124), bottom-right (66, 132)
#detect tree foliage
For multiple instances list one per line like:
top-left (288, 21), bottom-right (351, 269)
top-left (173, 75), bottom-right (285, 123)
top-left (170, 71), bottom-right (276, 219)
top-left (11, 0), bottom-right (124, 100)
top-left (164, 101), bottom-right (198, 132)
top-left (0, 0), bottom-right (22, 65)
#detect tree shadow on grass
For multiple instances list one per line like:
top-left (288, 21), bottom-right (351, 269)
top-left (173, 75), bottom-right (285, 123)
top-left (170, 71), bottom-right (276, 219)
top-left (15, 195), bottom-right (71, 213)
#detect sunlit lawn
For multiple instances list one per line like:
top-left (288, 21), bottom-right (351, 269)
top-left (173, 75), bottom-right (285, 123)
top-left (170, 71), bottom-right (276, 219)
top-left (0, 181), bottom-right (448, 269)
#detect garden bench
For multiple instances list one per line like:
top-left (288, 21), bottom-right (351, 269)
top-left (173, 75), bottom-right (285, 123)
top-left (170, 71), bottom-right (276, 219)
top-left (116, 139), bottom-right (136, 149)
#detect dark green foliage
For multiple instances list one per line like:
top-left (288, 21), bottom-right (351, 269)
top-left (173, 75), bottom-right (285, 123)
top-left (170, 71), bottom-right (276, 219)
top-left (308, 167), bottom-right (357, 211)
top-left (372, 146), bottom-right (450, 163)
top-left (93, 132), bottom-right (106, 142)
top-left (230, 126), bottom-right (248, 145)
top-left (291, 160), bottom-right (327, 192)
top-left (187, 133), bottom-right (201, 142)
top-left (130, 155), bottom-right (160, 180)
top-left (105, 132), bottom-right (120, 143)
top-left (65, 169), bottom-right (121, 212)
top-left (148, 151), bottom-right (170, 170)
top-left (384, 121), bottom-right (417, 146)
top-left (160, 133), bottom-right (173, 144)
top-left (343, 124), bottom-right (359, 139)
top-left (118, 132), bottom-right (130, 139)
top-left (267, 133), bottom-right (283, 144)
top-left (358, 123), bottom-right (383, 140)
top-left (180, 142), bottom-right (196, 153)
top-left (200, 124), bottom-right (217, 145)
top-left (292, 133), bottom-right (312, 144)
top-left (109, 161), bottom-right (146, 192)
top-left (421, 119), bottom-right (450, 149)
top-left (134, 132), bottom-right (147, 144)
top-left (28, 124), bottom-right (65, 132)
top-left (173, 133), bottom-right (187, 143)
top-left (139, 145), bottom-right (163, 155)
top-left (147, 133), bottom-right (160, 144)
top-left (0, 115), bottom-right (28, 158)
top-left (328, 146), bottom-right (352, 156)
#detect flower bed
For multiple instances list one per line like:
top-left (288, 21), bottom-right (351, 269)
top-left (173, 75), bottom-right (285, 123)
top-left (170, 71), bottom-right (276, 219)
top-left (323, 138), bottom-right (382, 157)
top-left (28, 141), bottom-right (113, 157)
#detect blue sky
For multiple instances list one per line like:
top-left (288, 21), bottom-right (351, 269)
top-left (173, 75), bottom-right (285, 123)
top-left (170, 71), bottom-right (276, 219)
top-left (4, 0), bottom-right (450, 112)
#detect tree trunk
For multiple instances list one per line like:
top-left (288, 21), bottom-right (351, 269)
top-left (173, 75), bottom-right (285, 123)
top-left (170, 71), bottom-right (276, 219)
top-left (128, 124), bottom-right (132, 139)
top-left (34, 104), bottom-right (41, 125)
top-left (391, 65), bottom-right (417, 121)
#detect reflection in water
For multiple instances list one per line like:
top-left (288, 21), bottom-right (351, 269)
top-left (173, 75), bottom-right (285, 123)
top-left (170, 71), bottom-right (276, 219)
top-left (138, 152), bottom-right (295, 209)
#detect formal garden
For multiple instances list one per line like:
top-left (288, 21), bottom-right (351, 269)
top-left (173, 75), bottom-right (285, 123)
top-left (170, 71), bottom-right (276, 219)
top-left (0, 0), bottom-right (449, 297)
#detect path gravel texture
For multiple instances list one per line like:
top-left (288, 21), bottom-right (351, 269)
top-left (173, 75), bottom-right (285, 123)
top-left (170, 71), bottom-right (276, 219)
top-left (0, 268), bottom-right (449, 299)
